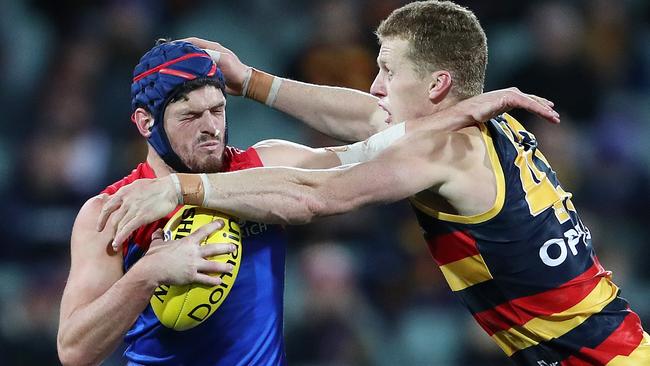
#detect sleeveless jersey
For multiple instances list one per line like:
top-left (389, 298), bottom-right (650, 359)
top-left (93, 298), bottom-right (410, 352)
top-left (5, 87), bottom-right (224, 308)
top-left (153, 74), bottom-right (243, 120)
top-left (410, 114), bottom-right (649, 365)
top-left (101, 146), bottom-right (287, 366)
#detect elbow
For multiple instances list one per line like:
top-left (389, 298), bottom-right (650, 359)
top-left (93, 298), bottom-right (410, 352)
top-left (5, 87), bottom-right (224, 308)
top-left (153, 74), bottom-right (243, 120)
top-left (57, 335), bottom-right (97, 366)
top-left (294, 190), bottom-right (361, 224)
top-left (275, 192), bottom-right (329, 225)
top-left (287, 195), bottom-right (327, 225)
top-left (57, 347), bottom-right (85, 366)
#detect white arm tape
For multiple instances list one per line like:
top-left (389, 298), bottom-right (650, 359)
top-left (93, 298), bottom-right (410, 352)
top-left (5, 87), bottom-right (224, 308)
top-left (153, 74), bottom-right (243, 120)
top-left (241, 68), bottom-right (252, 96)
top-left (335, 122), bottom-right (406, 165)
top-left (265, 77), bottom-right (283, 107)
top-left (169, 173), bottom-right (183, 205)
top-left (204, 49), bottom-right (221, 64)
top-left (199, 173), bottom-right (212, 208)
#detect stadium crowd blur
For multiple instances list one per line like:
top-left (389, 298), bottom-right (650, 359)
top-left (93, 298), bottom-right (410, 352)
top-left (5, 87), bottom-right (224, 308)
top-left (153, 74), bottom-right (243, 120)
top-left (0, 0), bottom-right (649, 365)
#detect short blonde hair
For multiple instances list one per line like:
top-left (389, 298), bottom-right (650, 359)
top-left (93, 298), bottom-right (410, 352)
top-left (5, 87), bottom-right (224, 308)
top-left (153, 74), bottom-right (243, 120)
top-left (376, 1), bottom-right (488, 99)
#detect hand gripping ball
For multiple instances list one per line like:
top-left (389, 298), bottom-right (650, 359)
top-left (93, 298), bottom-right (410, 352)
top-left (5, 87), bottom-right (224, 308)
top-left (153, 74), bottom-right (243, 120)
top-left (150, 206), bottom-right (242, 331)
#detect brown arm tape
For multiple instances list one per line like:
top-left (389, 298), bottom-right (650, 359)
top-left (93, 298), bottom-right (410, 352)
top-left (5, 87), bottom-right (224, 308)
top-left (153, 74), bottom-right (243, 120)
top-left (177, 174), bottom-right (204, 206)
top-left (245, 68), bottom-right (274, 104)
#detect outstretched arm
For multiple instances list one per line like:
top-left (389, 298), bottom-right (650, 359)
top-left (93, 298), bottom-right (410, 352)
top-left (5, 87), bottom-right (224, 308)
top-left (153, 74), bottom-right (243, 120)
top-left (102, 128), bottom-right (452, 250)
top-left (184, 38), bottom-right (558, 141)
top-left (199, 129), bottom-right (451, 223)
top-left (98, 87), bottom-right (560, 248)
top-left (183, 37), bottom-right (395, 141)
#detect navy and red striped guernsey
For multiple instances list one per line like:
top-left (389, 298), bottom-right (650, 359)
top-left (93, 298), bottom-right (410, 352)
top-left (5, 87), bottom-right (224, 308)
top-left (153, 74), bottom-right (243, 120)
top-left (410, 114), bottom-right (650, 365)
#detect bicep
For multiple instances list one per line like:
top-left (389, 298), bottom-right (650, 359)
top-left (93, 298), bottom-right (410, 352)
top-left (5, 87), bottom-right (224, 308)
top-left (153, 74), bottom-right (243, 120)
top-left (60, 197), bottom-right (124, 321)
top-left (253, 139), bottom-right (341, 169)
top-left (322, 132), bottom-right (453, 210)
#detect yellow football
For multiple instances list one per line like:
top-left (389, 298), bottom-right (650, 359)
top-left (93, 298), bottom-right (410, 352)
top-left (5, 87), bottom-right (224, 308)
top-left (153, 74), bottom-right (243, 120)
top-left (150, 205), bottom-right (242, 331)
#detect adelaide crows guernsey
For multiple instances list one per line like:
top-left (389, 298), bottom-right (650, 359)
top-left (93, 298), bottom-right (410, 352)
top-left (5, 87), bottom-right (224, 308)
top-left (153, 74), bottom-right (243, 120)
top-left (101, 146), bottom-right (287, 366)
top-left (410, 114), bottom-right (649, 365)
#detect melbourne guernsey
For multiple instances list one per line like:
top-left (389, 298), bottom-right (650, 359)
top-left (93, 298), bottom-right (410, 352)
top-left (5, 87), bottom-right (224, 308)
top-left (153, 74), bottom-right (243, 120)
top-left (101, 146), bottom-right (287, 366)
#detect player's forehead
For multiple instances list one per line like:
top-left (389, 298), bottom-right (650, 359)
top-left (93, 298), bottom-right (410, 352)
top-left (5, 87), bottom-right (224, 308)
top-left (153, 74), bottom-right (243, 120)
top-left (377, 37), bottom-right (410, 66)
top-left (169, 85), bottom-right (225, 114)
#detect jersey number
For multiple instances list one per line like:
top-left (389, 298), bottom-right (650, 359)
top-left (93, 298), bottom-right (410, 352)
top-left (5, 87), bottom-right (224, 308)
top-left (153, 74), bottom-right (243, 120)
top-left (501, 123), bottom-right (575, 223)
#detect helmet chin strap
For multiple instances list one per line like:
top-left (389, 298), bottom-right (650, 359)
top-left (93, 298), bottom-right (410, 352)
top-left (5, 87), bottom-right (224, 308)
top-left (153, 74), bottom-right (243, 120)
top-left (149, 121), bottom-right (192, 173)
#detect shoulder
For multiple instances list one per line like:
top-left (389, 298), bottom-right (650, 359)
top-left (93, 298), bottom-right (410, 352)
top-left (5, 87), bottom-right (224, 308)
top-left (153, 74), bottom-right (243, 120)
top-left (102, 163), bottom-right (153, 196)
top-left (71, 195), bottom-right (114, 251)
top-left (391, 127), bottom-right (484, 165)
top-left (76, 195), bottom-right (106, 228)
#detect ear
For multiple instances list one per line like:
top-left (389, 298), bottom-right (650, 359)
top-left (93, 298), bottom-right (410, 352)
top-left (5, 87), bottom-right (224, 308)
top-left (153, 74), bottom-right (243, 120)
top-left (133, 108), bottom-right (154, 138)
top-left (427, 70), bottom-right (453, 103)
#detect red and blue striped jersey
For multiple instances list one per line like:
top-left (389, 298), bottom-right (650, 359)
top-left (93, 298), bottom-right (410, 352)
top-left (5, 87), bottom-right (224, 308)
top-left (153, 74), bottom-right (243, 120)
top-left (102, 146), bottom-right (287, 366)
top-left (410, 114), bottom-right (649, 365)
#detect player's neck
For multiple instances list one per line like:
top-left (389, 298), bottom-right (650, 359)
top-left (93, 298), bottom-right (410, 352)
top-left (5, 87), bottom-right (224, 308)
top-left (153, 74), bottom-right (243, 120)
top-left (433, 95), bottom-right (461, 112)
top-left (146, 147), bottom-right (173, 178)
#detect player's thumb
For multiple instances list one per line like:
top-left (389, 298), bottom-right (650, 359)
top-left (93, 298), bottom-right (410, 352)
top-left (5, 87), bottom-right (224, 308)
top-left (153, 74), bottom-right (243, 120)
top-left (150, 228), bottom-right (165, 245)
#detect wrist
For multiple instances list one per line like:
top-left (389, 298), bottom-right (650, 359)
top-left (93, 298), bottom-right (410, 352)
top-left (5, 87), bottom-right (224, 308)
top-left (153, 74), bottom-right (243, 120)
top-left (127, 257), bottom-right (162, 292)
top-left (167, 174), bottom-right (183, 205)
top-left (176, 173), bottom-right (212, 207)
top-left (243, 68), bottom-right (282, 107)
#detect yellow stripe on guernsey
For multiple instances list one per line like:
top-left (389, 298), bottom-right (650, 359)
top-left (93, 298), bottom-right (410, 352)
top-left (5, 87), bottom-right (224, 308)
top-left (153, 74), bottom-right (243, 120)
top-left (439, 254), bottom-right (493, 291)
top-left (492, 277), bottom-right (619, 356)
top-left (409, 123), bottom-right (506, 224)
top-left (607, 332), bottom-right (650, 365)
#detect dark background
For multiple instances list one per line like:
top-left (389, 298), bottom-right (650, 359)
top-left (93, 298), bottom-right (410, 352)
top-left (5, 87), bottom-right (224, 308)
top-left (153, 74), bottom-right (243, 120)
top-left (0, 0), bottom-right (648, 365)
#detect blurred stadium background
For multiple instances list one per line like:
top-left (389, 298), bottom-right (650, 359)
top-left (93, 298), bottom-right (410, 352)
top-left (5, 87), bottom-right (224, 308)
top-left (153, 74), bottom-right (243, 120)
top-left (0, 0), bottom-right (649, 365)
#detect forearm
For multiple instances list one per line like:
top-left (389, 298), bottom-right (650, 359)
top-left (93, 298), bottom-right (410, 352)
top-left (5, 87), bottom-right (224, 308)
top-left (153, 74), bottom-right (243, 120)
top-left (251, 72), bottom-right (384, 142)
top-left (58, 262), bottom-right (157, 365)
top-left (177, 161), bottom-right (397, 225)
top-left (206, 168), bottom-right (332, 224)
top-left (176, 167), bottom-right (354, 224)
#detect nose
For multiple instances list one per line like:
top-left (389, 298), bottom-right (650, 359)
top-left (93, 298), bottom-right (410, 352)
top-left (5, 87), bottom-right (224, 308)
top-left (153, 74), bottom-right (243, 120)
top-left (369, 72), bottom-right (386, 98)
top-left (200, 111), bottom-right (221, 137)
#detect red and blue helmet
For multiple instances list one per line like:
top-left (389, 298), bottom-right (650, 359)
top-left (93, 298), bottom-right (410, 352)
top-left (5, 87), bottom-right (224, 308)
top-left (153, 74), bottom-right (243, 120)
top-left (131, 40), bottom-right (226, 172)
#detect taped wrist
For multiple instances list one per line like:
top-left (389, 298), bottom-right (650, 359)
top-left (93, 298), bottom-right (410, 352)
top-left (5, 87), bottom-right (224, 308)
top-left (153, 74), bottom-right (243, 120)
top-left (176, 174), bottom-right (212, 207)
top-left (169, 174), bottom-right (183, 205)
top-left (177, 174), bottom-right (204, 206)
top-left (244, 68), bottom-right (282, 107)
